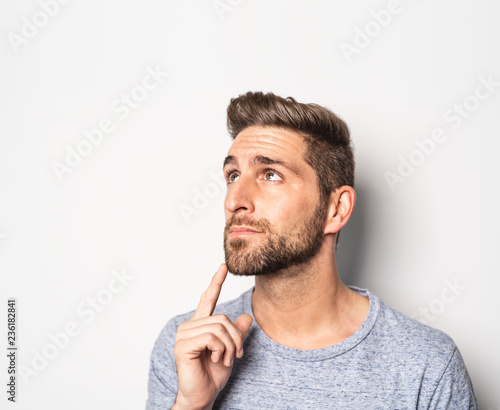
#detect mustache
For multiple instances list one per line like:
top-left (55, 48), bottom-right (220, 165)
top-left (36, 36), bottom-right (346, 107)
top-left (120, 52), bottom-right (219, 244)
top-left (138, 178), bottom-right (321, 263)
top-left (225, 216), bottom-right (271, 233)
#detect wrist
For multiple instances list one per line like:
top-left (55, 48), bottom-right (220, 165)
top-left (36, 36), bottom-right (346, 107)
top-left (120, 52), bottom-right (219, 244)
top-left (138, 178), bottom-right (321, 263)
top-left (172, 396), bottom-right (214, 410)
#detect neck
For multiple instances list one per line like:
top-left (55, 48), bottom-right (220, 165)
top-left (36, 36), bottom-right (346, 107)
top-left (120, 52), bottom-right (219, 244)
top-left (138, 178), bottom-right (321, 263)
top-left (251, 242), bottom-right (369, 350)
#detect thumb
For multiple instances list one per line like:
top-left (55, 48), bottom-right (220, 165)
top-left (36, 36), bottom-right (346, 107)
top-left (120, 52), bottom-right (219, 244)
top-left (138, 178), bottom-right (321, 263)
top-left (234, 314), bottom-right (253, 338)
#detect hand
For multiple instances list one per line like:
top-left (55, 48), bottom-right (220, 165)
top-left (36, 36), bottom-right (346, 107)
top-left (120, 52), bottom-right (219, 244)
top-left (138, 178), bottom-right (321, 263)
top-left (173, 263), bottom-right (253, 410)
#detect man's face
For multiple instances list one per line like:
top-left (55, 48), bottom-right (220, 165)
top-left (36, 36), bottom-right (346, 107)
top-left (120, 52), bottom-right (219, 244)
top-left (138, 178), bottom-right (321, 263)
top-left (223, 126), bottom-right (328, 277)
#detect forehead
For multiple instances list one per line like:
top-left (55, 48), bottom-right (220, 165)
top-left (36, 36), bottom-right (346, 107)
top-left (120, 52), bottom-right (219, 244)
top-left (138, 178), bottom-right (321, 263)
top-left (227, 126), bottom-right (307, 163)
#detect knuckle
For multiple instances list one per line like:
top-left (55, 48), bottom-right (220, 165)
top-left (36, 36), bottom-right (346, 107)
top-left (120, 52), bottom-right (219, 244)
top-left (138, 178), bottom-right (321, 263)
top-left (175, 330), bottom-right (186, 343)
top-left (205, 332), bottom-right (220, 346)
top-left (214, 313), bottom-right (230, 324)
top-left (174, 339), bottom-right (184, 353)
top-left (214, 322), bottom-right (226, 333)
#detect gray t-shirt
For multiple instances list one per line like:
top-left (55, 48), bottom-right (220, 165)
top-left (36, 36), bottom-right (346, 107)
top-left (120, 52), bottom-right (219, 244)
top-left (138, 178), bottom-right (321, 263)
top-left (147, 286), bottom-right (477, 409)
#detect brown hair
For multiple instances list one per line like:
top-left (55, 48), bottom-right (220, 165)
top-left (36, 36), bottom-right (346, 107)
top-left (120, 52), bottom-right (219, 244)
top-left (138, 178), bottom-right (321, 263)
top-left (226, 91), bottom-right (355, 202)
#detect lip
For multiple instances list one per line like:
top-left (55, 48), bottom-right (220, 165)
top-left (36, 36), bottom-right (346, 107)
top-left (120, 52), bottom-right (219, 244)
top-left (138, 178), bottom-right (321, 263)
top-left (229, 226), bottom-right (263, 237)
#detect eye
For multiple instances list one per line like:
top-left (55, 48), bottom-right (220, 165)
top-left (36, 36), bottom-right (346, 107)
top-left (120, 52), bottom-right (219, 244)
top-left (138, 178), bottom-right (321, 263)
top-left (264, 169), bottom-right (282, 181)
top-left (226, 171), bottom-right (239, 184)
top-left (224, 169), bottom-right (283, 184)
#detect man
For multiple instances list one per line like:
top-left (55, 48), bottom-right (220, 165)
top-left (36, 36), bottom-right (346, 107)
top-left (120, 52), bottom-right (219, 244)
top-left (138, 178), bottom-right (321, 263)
top-left (147, 91), bottom-right (477, 409)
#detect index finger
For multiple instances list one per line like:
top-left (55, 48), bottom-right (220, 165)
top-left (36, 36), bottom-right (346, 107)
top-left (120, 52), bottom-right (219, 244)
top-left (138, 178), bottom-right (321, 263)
top-left (190, 263), bottom-right (228, 320)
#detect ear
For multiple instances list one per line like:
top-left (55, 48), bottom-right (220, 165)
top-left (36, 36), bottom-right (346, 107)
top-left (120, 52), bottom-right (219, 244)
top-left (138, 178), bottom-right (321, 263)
top-left (324, 186), bottom-right (356, 235)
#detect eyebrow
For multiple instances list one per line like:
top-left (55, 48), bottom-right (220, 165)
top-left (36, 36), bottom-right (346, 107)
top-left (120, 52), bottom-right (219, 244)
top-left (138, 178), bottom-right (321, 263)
top-left (223, 154), bottom-right (300, 177)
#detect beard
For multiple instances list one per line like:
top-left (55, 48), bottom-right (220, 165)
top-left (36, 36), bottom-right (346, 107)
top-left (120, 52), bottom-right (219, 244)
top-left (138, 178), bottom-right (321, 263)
top-left (223, 199), bottom-right (328, 277)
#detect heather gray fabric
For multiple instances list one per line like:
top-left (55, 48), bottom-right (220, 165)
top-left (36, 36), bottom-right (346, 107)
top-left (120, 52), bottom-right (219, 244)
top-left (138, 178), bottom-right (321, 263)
top-left (146, 286), bottom-right (477, 409)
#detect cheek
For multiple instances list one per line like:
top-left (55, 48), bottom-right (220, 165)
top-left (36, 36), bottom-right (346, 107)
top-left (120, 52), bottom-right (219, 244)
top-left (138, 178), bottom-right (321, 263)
top-left (264, 194), bottom-right (312, 221)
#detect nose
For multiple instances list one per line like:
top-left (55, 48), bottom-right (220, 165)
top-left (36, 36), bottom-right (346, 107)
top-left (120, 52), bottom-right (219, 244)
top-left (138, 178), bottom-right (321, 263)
top-left (224, 173), bottom-right (257, 215)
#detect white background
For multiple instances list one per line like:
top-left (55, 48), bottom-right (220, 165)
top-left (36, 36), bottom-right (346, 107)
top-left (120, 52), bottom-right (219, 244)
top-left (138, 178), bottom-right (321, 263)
top-left (1, 0), bottom-right (499, 408)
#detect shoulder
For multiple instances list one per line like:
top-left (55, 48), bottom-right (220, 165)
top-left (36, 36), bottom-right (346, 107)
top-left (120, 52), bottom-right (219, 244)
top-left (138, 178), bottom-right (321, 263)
top-left (366, 290), bottom-right (461, 379)
top-left (374, 296), bottom-right (457, 356)
top-left (364, 291), bottom-right (477, 405)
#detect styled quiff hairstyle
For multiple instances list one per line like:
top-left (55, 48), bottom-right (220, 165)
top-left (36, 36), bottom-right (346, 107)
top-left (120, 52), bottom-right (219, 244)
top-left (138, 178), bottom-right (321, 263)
top-left (226, 91), bottom-right (355, 202)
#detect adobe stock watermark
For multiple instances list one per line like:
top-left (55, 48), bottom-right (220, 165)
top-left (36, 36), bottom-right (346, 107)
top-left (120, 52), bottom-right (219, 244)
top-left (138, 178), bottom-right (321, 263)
top-left (51, 64), bottom-right (168, 182)
top-left (213, 0), bottom-right (243, 21)
top-left (410, 277), bottom-right (466, 325)
top-left (385, 74), bottom-right (499, 192)
top-left (18, 268), bottom-right (134, 385)
top-left (7, 0), bottom-right (73, 54)
top-left (0, 232), bottom-right (8, 247)
top-left (339, 0), bottom-right (405, 63)
top-left (179, 169), bottom-right (226, 224)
